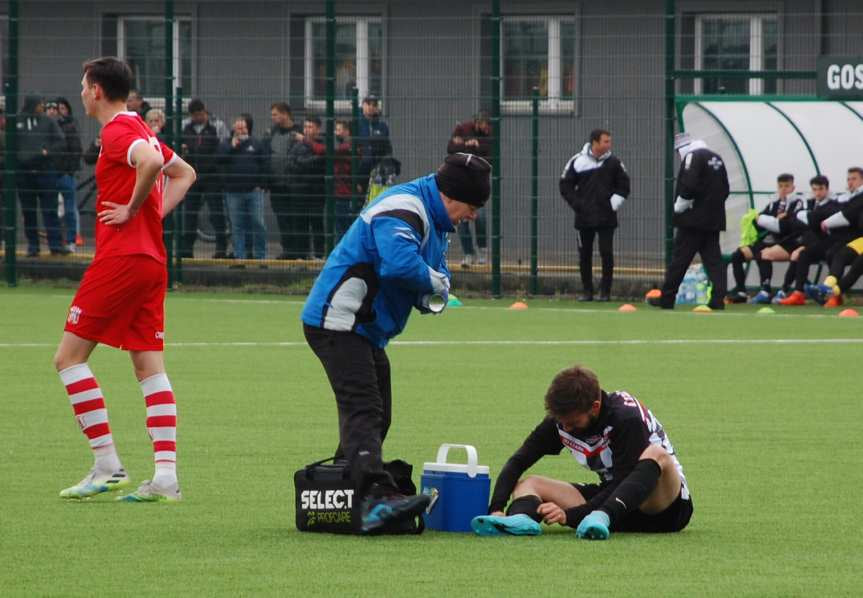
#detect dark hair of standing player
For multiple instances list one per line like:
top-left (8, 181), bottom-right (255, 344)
top-left (82, 57), bottom-right (133, 102)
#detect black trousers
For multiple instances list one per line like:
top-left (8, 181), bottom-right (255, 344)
top-left (180, 181), bottom-right (227, 255)
top-left (303, 324), bottom-right (396, 498)
top-left (270, 185), bottom-right (293, 255)
top-left (295, 195), bottom-right (325, 258)
top-left (793, 237), bottom-right (844, 291)
top-left (578, 227), bottom-right (615, 295)
top-left (660, 228), bottom-right (726, 308)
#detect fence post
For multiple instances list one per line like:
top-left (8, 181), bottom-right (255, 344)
top-left (351, 87), bottom-right (360, 215)
top-left (324, 0), bottom-right (336, 256)
top-left (530, 87), bottom-right (539, 295)
top-left (163, 0), bottom-right (176, 286)
top-left (490, 0), bottom-right (502, 297)
top-left (3, 0), bottom-right (19, 287)
top-left (174, 87), bottom-right (183, 283)
top-left (664, 0), bottom-right (676, 268)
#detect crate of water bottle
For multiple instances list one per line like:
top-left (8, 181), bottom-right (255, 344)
top-left (676, 264), bottom-right (712, 305)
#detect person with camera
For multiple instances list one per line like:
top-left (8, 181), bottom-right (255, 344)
top-left (218, 115), bottom-right (268, 260)
top-left (301, 152), bottom-right (491, 533)
top-left (18, 95), bottom-right (68, 256)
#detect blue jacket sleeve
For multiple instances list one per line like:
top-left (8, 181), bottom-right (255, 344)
top-left (370, 216), bottom-right (437, 293)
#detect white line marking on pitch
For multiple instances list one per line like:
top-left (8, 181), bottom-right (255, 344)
top-left (2, 338), bottom-right (862, 349)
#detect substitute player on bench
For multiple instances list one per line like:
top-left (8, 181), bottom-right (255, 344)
top-left (472, 365), bottom-right (692, 540)
top-left (54, 57), bottom-right (196, 502)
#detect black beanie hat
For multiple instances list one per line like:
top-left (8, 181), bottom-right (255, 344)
top-left (435, 152), bottom-right (491, 207)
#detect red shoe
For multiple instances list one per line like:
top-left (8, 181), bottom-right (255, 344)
top-left (779, 291), bottom-right (807, 306)
top-left (824, 294), bottom-right (844, 308)
top-left (75, 234), bottom-right (85, 247)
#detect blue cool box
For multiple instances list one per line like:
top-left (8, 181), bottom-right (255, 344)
top-left (421, 444), bottom-right (490, 532)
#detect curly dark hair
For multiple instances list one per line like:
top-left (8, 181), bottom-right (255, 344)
top-left (544, 365), bottom-right (601, 417)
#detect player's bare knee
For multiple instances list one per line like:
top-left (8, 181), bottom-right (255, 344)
top-left (740, 246), bottom-right (753, 260)
top-left (514, 475), bottom-right (540, 494)
top-left (640, 444), bottom-right (671, 470)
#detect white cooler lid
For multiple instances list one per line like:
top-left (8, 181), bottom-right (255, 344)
top-left (423, 462), bottom-right (489, 475)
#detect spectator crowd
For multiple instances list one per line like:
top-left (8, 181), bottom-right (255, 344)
top-left (3, 92), bottom-right (393, 262)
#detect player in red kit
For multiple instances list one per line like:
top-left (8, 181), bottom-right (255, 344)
top-left (53, 57), bottom-right (196, 502)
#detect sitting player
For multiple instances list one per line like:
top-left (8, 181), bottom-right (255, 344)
top-left (812, 189), bottom-right (863, 307)
top-left (782, 168), bottom-right (863, 305)
top-left (471, 365), bottom-right (691, 540)
top-left (759, 175), bottom-right (832, 302)
top-left (727, 173), bottom-right (802, 303)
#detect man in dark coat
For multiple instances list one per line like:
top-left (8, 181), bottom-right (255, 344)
top-left (180, 99), bottom-right (227, 258)
top-left (18, 95), bottom-right (68, 256)
top-left (559, 129), bottom-right (631, 300)
top-left (650, 133), bottom-right (730, 309)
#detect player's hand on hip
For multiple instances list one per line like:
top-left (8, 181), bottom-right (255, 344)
top-left (538, 502), bottom-right (566, 525)
top-left (98, 202), bottom-right (134, 226)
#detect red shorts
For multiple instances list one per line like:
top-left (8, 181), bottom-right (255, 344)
top-left (64, 255), bottom-right (168, 351)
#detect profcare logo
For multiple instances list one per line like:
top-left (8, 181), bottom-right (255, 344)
top-left (301, 489), bottom-right (355, 526)
top-left (818, 56), bottom-right (863, 98)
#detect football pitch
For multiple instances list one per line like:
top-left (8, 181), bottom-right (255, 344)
top-left (1, 286), bottom-right (861, 597)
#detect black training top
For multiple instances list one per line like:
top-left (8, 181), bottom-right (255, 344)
top-left (488, 390), bottom-right (689, 513)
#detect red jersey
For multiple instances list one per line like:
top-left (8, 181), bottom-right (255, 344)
top-left (94, 111), bottom-right (176, 263)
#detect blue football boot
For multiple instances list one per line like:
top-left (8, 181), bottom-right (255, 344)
top-left (576, 510), bottom-right (611, 540)
top-left (471, 513), bottom-right (542, 536)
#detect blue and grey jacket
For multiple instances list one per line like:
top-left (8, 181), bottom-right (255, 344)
top-left (301, 174), bottom-right (453, 348)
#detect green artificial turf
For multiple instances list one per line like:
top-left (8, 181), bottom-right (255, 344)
top-left (1, 286), bottom-right (861, 596)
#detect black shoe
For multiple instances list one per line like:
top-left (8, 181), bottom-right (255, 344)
top-left (647, 296), bottom-right (674, 309)
top-left (361, 493), bottom-right (431, 534)
top-left (597, 294), bottom-right (611, 302)
top-left (276, 252), bottom-right (292, 260)
top-left (26, 248), bottom-right (39, 257)
top-left (708, 301), bottom-right (726, 311)
top-left (50, 247), bottom-right (71, 256)
top-left (212, 251), bottom-right (227, 259)
top-left (578, 293), bottom-right (594, 302)
top-left (728, 290), bottom-right (748, 304)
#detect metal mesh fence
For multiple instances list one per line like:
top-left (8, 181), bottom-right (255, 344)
top-left (3, 2), bottom-right (862, 294)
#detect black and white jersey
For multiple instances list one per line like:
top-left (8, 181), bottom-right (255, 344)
top-left (559, 143), bottom-right (630, 230)
top-left (488, 391), bottom-right (689, 512)
top-left (756, 193), bottom-right (804, 243)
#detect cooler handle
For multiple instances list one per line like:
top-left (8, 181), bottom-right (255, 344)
top-left (435, 443), bottom-right (480, 478)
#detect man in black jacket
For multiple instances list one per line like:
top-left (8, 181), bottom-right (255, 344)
top-left (560, 129), bottom-right (631, 301)
top-left (650, 133), bottom-right (729, 309)
top-left (18, 95), bottom-right (68, 256)
top-left (180, 99), bottom-right (227, 258)
top-left (471, 365), bottom-right (691, 540)
top-left (48, 98), bottom-right (84, 252)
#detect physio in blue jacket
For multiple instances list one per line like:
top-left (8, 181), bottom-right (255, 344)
top-left (302, 152), bottom-right (491, 533)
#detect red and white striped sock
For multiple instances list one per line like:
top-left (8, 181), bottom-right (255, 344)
top-left (140, 373), bottom-right (177, 485)
top-left (59, 363), bottom-right (122, 472)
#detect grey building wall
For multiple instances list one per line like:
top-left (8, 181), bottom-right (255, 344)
top-left (3, 0), bottom-right (854, 284)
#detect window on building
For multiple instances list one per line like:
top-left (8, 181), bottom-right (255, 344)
top-left (117, 17), bottom-right (192, 98)
top-left (694, 14), bottom-right (778, 95)
top-left (482, 15), bottom-right (577, 113)
top-left (305, 17), bottom-right (383, 109)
